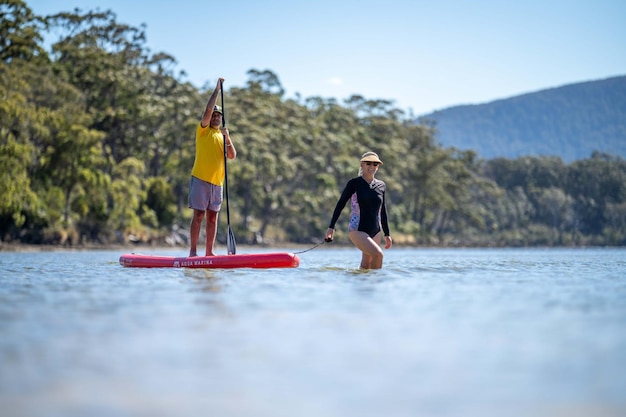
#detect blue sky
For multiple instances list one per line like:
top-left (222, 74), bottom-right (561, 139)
top-left (28, 0), bottom-right (626, 115)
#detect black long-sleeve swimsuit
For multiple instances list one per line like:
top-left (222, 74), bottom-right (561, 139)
top-left (328, 177), bottom-right (390, 238)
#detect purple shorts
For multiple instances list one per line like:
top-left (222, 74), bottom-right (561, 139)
top-left (188, 176), bottom-right (222, 212)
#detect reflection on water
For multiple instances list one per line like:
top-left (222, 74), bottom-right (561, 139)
top-left (0, 248), bottom-right (625, 417)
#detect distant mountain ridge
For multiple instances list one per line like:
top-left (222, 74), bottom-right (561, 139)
top-left (419, 75), bottom-right (626, 162)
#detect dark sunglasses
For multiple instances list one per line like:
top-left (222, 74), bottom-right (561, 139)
top-left (364, 161), bottom-right (380, 166)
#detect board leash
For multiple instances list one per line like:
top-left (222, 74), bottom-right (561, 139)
top-left (293, 238), bottom-right (332, 254)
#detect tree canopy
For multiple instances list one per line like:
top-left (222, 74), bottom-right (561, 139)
top-left (1, 1), bottom-right (625, 247)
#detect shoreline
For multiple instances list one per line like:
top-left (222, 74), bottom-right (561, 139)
top-left (0, 241), bottom-right (334, 253)
top-left (1, 241), bottom-right (622, 253)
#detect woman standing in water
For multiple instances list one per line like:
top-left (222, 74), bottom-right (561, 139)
top-left (325, 152), bottom-right (393, 269)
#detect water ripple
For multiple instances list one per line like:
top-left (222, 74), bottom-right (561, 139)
top-left (1, 247), bottom-right (625, 417)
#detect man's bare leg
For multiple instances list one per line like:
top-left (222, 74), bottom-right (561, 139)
top-left (189, 209), bottom-right (205, 257)
top-left (205, 210), bottom-right (219, 256)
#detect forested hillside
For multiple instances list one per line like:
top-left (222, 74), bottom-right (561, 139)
top-left (420, 76), bottom-right (626, 162)
top-left (1, 1), bottom-right (625, 248)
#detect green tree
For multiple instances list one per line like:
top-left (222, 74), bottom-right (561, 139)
top-left (0, 0), bottom-right (46, 63)
top-left (0, 60), bottom-right (39, 235)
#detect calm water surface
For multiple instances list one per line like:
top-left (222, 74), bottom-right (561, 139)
top-left (1, 247), bottom-right (625, 417)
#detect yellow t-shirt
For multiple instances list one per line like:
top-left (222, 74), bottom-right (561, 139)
top-left (191, 124), bottom-right (225, 185)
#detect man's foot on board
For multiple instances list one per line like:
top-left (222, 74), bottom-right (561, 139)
top-left (189, 251), bottom-right (197, 257)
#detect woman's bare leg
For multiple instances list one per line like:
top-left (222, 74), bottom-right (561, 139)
top-left (349, 231), bottom-right (384, 269)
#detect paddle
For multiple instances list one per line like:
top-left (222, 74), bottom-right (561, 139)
top-left (221, 80), bottom-right (237, 254)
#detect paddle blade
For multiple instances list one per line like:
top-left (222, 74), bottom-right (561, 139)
top-left (227, 226), bottom-right (237, 255)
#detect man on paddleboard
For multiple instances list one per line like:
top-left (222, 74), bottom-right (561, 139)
top-left (188, 77), bottom-right (237, 257)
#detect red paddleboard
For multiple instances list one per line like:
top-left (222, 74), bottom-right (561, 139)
top-left (119, 252), bottom-right (300, 269)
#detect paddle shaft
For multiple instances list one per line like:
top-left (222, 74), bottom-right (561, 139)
top-left (220, 81), bottom-right (236, 254)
